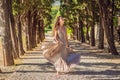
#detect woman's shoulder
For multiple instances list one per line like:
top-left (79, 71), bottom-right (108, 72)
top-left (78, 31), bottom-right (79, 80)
top-left (54, 26), bottom-right (59, 31)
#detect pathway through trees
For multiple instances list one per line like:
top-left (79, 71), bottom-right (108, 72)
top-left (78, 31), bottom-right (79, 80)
top-left (4, 34), bottom-right (120, 80)
top-left (0, 0), bottom-right (120, 80)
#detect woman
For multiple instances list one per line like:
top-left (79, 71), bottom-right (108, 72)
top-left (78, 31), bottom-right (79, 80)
top-left (43, 16), bottom-right (80, 75)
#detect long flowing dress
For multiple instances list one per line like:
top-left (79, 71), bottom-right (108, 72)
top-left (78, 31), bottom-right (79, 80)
top-left (42, 27), bottom-right (80, 73)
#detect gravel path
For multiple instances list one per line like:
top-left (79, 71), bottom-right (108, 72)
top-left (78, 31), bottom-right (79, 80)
top-left (7, 35), bottom-right (120, 80)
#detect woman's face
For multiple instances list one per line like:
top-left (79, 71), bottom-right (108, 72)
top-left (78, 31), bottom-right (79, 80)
top-left (59, 17), bottom-right (64, 26)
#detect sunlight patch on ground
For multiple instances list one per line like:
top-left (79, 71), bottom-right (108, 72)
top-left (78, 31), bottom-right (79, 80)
top-left (14, 59), bottom-right (22, 65)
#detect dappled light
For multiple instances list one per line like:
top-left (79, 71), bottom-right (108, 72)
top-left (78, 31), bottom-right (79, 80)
top-left (0, 0), bottom-right (120, 80)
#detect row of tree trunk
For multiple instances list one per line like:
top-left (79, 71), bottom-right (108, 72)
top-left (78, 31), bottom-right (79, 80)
top-left (98, 0), bottom-right (118, 55)
top-left (0, 0), bottom-right (45, 66)
top-left (26, 10), bottom-right (45, 51)
top-left (72, 0), bottom-right (119, 55)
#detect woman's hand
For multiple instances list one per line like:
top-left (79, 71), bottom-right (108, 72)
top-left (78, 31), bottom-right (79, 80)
top-left (66, 42), bottom-right (69, 47)
top-left (58, 41), bottom-right (64, 45)
top-left (67, 47), bottom-right (74, 54)
top-left (66, 45), bottom-right (69, 48)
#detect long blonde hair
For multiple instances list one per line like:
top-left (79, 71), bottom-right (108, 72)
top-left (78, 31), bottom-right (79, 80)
top-left (52, 16), bottom-right (62, 36)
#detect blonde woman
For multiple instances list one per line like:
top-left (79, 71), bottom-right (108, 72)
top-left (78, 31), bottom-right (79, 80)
top-left (43, 16), bottom-right (80, 76)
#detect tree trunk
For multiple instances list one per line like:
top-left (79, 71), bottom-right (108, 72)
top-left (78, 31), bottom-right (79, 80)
top-left (72, 28), bottom-right (75, 40)
top-left (26, 10), bottom-right (32, 50)
top-left (90, 23), bottom-right (95, 46)
top-left (110, 0), bottom-right (114, 39)
top-left (75, 28), bottom-right (77, 40)
top-left (36, 21), bottom-right (39, 44)
top-left (98, 18), bottom-right (104, 49)
top-left (117, 27), bottom-right (120, 42)
top-left (117, 16), bottom-right (120, 42)
top-left (86, 24), bottom-right (90, 42)
top-left (32, 11), bottom-right (37, 48)
top-left (78, 27), bottom-right (80, 41)
top-left (17, 15), bottom-right (25, 55)
top-left (77, 27), bottom-right (79, 40)
top-left (37, 20), bottom-right (42, 43)
top-left (17, 0), bottom-right (25, 55)
top-left (98, 0), bottom-right (119, 55)
top-left (9, 0), bottom-right (19, 59)
top-left (90, 7), bottom-right (95, 46)
top-left (79, 20), bottom-right (85, 43)
top-left (0, 0), bottom-right (14, 66)
top-left (41, 19), bottom-right (45, 41)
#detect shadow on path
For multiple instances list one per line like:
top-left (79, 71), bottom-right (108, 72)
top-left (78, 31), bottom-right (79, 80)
top-left (7, 35), bottom-right (120, 80)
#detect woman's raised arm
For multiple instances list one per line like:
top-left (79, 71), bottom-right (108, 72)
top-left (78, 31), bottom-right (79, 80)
top-left (54, 30), bottom-right (59, 43)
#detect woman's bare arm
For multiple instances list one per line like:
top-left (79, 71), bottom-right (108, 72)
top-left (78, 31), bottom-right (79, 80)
top-left (54, 30), bottom-right (59, 43)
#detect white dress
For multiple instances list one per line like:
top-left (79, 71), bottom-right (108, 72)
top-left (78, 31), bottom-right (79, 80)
top-left (43, 27), bottom-right (80, 72)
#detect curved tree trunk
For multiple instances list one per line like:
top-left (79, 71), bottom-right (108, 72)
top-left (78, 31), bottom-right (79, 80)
top-left (17, 15), bottom-right (25, 55)
top-left (16, 0), bottom-right (25, 55)
top-left (9, 0), bottom-right (19, 59)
